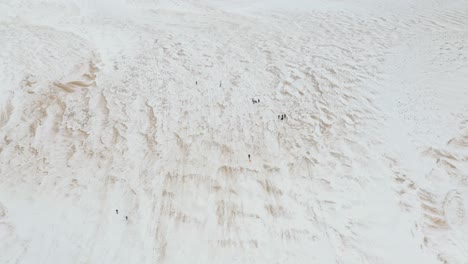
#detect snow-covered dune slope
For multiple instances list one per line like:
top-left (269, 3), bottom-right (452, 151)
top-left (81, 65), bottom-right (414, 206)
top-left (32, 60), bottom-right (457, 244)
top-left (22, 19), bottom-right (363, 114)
top-left (0, 0), bottom-right (467, 263)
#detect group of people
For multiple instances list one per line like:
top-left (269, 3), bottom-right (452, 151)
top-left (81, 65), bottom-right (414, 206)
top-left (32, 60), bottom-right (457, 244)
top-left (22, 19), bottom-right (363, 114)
top-left (278, 114), bottom-right (287, 120)
top-left (252, 98), bottom-right (260, 104)
top-left (116, 209), bottom-right (128, 221)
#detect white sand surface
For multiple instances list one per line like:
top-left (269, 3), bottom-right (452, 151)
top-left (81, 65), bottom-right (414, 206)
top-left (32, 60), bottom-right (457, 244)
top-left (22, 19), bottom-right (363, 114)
top-left (0, 0), bottom-right (467, 263)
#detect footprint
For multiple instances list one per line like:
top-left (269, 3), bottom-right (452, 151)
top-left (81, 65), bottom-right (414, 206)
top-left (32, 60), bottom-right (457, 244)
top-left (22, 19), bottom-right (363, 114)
top-left (444, 190), bottom-right (465, 228)
top-left (0, 202), bottom-right (6, 219)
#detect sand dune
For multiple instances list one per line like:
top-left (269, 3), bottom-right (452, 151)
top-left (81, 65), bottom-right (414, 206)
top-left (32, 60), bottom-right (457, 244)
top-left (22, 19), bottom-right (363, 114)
top-left (0, 0), bottom-right (467, 263)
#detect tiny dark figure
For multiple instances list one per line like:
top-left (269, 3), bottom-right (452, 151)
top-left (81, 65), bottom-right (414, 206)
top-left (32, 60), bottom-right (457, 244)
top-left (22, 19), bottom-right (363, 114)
top-left (116, 209), bottom-right (119, 214)
top-left (125, 216), bottom-right (128, 221)
top-left (278, 115), bottom-right (280, 119)
top-left (196, 81), bottom-right (198, 85)
top-left (219, 81), bottom-right (222, 87)
top-left (248, 154), bottom-right (251, 160)
top-left (258, 99), bottom-right (260, 103)
top-left (284, 114), bottom-right (287, 119)
top-left (281, 116), bottom-right (284, 120)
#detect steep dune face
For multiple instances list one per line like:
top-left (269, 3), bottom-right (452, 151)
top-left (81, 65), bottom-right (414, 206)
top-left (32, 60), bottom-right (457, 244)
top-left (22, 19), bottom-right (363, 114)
top-left (0, 0), bottom-right (467, 263)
